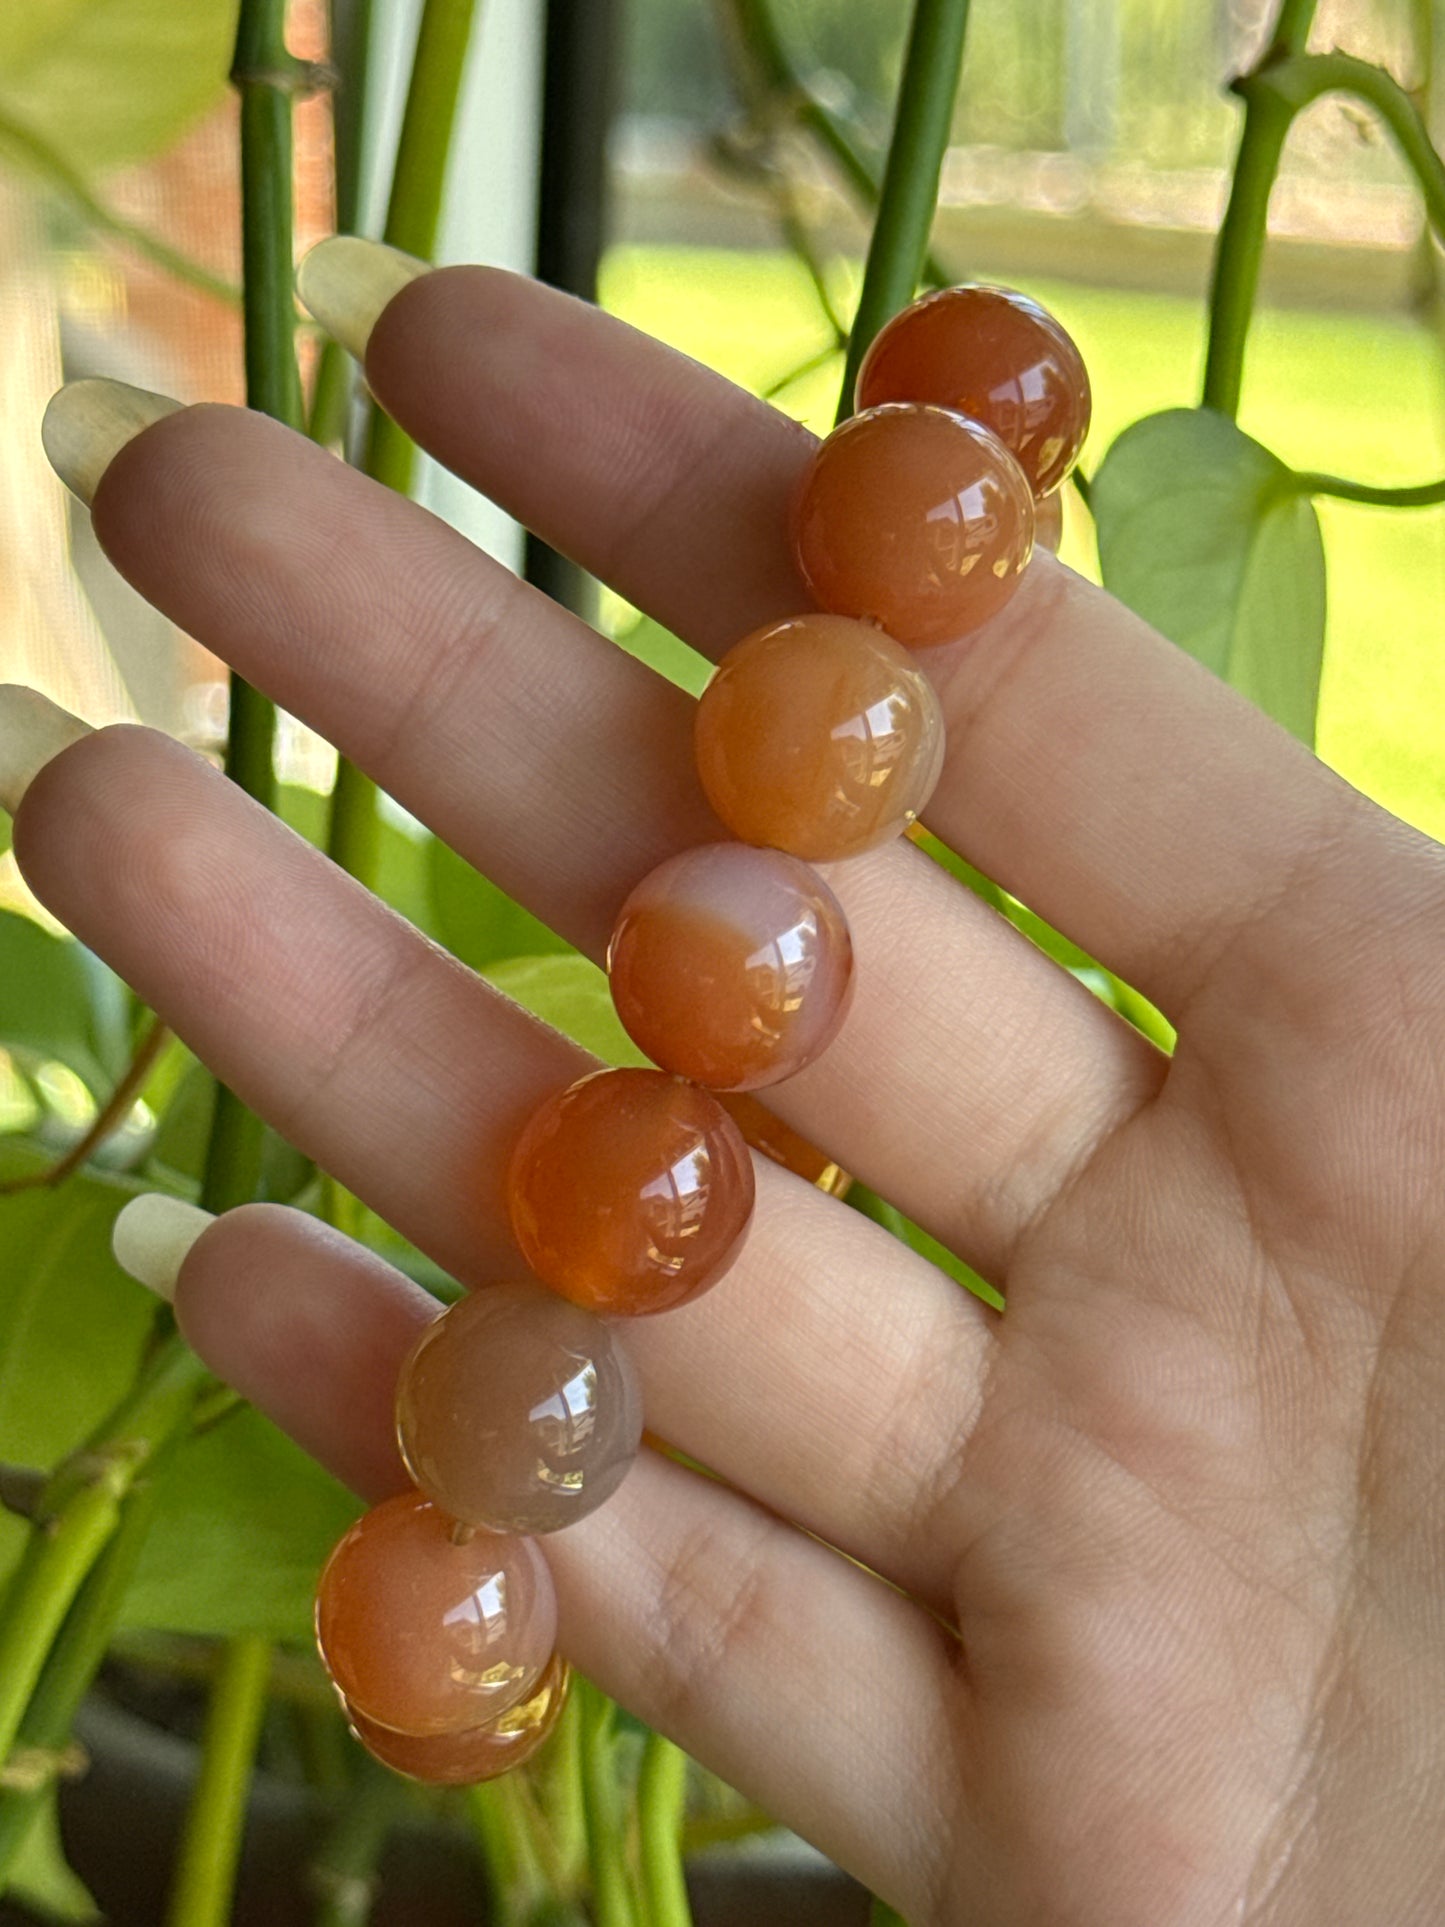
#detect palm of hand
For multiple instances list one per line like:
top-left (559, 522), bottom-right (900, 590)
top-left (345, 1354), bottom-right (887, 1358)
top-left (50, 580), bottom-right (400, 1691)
top-left (19, 264), bottom-right (1445, 1926)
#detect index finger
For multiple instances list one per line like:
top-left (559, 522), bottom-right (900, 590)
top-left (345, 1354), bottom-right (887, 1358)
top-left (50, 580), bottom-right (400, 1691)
top-left (354, 256), bottom-right (1386, 1030)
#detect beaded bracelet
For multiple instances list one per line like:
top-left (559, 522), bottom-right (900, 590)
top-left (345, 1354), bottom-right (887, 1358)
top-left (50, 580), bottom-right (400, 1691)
top-left (313, 283), bottom-right (1091, 1785)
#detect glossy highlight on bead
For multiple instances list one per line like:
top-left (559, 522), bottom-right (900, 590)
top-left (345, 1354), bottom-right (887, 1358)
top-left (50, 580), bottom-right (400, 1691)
top-left (695, 613), bottom-right (946, 861)
top-left (345, 1654), bottom-right (571, 1785)
top-left (793, 404), bottom-right (1035, 648)
top-left (508, 1068), bottom-right (755, 1315)
top-left (315, 1490), bottom-right (556, 1737)
top-left (856, 283), bottom-right (1091, 496)
top-left (397, 1282), bottom-right (643, 1531)
top-left (608, 844), bottom-right (854, 1091)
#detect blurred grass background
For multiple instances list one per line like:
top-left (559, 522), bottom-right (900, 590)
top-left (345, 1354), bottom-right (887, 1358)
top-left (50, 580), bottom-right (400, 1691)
top-left (603, 242), bottom-right (1445, 841)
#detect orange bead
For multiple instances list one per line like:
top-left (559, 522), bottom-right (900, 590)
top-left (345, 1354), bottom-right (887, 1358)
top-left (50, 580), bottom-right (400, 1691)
top-left (695, 613), bottom-right (946, 860)
top-left (793, 405), bottom-right (1034, 648)
top-left (315, 1490), bottom-right (556, 1737)
top-left (608, 845), bottom-right (854, 1091)
top-left (345, 1654), bottom-right (570, 1785)
top-left (856, 284), bottom-right (1091, 496)
top-left (507, 1068), bottom-right (754, 1315)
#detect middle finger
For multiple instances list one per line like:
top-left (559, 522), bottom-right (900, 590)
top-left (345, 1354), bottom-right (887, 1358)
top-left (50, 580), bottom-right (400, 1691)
top-left (84, 398), bottom-right (1160, 1280)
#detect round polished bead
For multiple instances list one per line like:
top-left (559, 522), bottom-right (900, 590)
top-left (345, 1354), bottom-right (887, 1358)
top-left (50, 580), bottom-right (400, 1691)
top-left (508, 1068), bottom-right (754, 1315)
top-left (1034, 488), bottom-right (1064, 555)
top-left (396, 1283), bottom-right (643, 1529)
top-left (695, 614), bottom-right (946, 861)
top-left (855, 284), bottom-right (1091, 496)
top-left (316, 1490), bottom-right (556, 1737)
top-left (793, 404), bottom-right (1035, 648)
top-left (345, 1654), bottom-right (570, 1785)
top-left (608, 844), bottom-right (853, 1091)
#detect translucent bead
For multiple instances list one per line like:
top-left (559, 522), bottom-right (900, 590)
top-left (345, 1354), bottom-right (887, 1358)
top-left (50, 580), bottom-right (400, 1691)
top-left (396, 1282), bottom-right (643, 1530)
top-left (855, 284), bottom-right (1091, 496)
top-left (793, 403), bottom-right (1034, 648)
top-left (345, 1654), bottom-right (570, 1786)
top-left (316, 1490), bottom-right (556, 1737)
top-left (695, 614), bottom-right (946, 861)
top-left (607, 844), bottom-right (853, 1091)
top-left (508, 1068), bottom-right (754, 1314)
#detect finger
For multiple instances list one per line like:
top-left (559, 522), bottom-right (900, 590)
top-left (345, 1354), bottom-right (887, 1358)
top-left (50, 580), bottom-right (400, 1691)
top-left (15, 726), bottom-right (990, 1605)
top-left (163, 1206), bottom-right (957, 1922)
top-left (84, 400), bottom-right (1160, 1279)
top-left (363, 264), bottom-right (1383, 1024)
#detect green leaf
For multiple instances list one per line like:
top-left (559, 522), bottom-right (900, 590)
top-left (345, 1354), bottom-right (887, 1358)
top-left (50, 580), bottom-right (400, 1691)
top-left (429, 838), bottom-right (571, 971)
top-left (0, 0), bottom-right (238, 178)
top-left (611, 612), bottom-right (712, 698)
top-left (483, 955), bottom-right (650, 1069)
top-left (7, 1794), bottom-right (99, 1922)
top-left (0, 1173), bottom-right (159, 1590)
top-left (1092, 407), bottom-right (1327, 744)
top-left (0, 910), bottom-right (129, 1094)
top-left (120, 1407), bottom-right (362, 1641)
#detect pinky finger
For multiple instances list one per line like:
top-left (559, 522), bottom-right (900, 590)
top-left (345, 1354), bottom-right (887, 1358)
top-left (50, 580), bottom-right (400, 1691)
top-left (118, 1199), bottom-right (962, 1917)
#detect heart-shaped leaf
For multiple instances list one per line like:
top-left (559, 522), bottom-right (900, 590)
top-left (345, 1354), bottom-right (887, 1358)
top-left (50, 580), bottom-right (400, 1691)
top-left (1091, 407), bottom-right (1326, 744)
top-left (0, 0), bottom-right (237, 179)
top-left (0, 910), bottom-right (130, 1095)
top-left (121, 1407), bottom-right (361, 1641)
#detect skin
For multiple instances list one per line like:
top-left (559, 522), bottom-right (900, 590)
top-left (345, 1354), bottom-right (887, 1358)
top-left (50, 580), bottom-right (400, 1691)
top-left (14, 266), bottom-right (1445, 1924)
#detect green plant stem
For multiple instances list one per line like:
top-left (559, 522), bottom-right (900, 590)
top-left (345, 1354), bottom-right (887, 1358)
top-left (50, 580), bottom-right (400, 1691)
top-left (637, 1733), bottom-right (691, 1927)
top-left (1256, 50), bottom-right (1445, 238)
top-left (0, 1475), bottom-right (163, 1880)
top-left (324, 0), bottom-right (481, 886)
top-left (468, 1776), bottom-right (550, 1927)
top-left (0, 112), bottom-right (239, 303)
top-left (1288, 468), bottom-right (1445, 508)
top-left (1205, 34), bottom-right (1445, 419)
top-left (1200, 0), bottom-right (1321, 417)
top-left (0, 1338), bottom-right (204, 1785)
top-left (578, 1681), bottom-right (638, 1927)
top-left (308, 1751), bottom-right (407, 1927)
top-left (721, 0), bottom-right (957, 290)
top-left (835, 0), bottom-right (973, 419)
top-left (166, 1636), bottom-right (272, 1927)
top-left (0, 1480), bottom-right (124, 1773)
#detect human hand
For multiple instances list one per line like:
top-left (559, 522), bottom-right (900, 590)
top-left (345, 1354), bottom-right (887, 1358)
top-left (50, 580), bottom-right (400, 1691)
top-left (11, 250), bottom-right (1445, 1925)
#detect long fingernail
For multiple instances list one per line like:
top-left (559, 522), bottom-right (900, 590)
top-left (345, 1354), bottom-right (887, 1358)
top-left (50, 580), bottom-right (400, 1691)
top-left (41, 378), bottom-right (183, 507)
top-left (0, 686), bottom-right (93, 816)
top-left (113, 1196), bottom-right (216, 1303)
top-left (296, 235), bottom-right (429, 361)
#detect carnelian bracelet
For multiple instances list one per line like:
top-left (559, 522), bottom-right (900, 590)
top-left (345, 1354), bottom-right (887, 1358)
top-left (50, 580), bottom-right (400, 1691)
top-left (313, 283), bottom-right (1091, 1784)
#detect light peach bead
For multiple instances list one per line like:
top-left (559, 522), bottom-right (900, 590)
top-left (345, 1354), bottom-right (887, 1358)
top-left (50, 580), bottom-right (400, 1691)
top-left (695, 613), bottom-right (945, 860)
top-left (607, 844), bottom-right (854, 1091)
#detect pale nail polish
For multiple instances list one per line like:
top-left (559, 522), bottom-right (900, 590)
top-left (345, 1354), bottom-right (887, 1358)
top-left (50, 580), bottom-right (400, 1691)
top-left (0, 686), bottom-right (93, 816)
top-left (112, 1196), bottom-right (216, 1302)
top-left (41, 379), bottom-right (183, 507)
top-left (296, 235), bottom-right (429, 361)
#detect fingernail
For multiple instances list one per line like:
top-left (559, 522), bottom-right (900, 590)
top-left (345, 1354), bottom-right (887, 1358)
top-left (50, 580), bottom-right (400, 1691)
top-left (296, 235), bottom-right (429, 361)
top-left (41, 378), bottom-right (183, 507)
top-left (0, 686), bottom-right (93, 816)
top-left (113, 1196), bottom-right (216, 1303)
